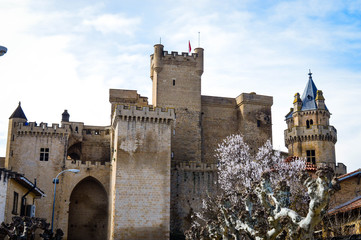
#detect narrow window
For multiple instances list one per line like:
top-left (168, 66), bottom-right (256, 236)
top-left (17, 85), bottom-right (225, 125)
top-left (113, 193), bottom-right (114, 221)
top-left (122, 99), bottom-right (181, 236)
top-left (171, 151), bottom-right (174, 159)
top-left (257, 120), bottom-right (261, 127)
top-left (40, 148), bottom-right (49, 161)
top-left (12, 192), bottom-right (19, 214)
top-left (173, 129), bottom-right (176, 136)
top-left (12, 135), bottom-right (15, 141)
top-left (310, 119), bottom-right (313, 126)
top-left (10, 150), bottom-right (13, 157)
top-left (306, 150), bottom-right (316, 164)
top-left (75, 126), bottom-right (78, 133)
top-left (306, 120), bottom-right (310, 129)
top-left (173, 79), bottom-right (176, 86)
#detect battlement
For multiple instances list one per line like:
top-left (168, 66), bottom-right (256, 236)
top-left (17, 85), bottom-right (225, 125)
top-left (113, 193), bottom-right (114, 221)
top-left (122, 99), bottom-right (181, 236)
top-left (236, 92), bottom-right (273, 107)
top-left (284, 125), bottom-right (337, 146)
top-left (65, 159), bottom-right (110, 169)
top-left (15, 121), bottom-right (70, 136)
top-left (176, 161), bottom-right (217, 171)
top-left (114, 105), bottom-right (175, 123)
top-left (161, 50), bottom-right (199, 59)
top-left (150, 44), bottom-right (204, 77)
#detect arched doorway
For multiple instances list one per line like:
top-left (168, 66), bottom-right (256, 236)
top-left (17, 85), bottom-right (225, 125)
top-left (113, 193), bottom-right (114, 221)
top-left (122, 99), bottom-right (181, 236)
top-left (68, 177), bottom-right (108, 240)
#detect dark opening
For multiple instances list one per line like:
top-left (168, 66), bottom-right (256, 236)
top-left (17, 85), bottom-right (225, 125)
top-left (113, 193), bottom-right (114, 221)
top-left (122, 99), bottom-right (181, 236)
top-left (40, 148), bottom-right (49, 161)
top-left (173, 79), bottom-right (175, 86)
top-left (257, 120), bottom-right (261, 127)
top-left (12, 192), bottom-right (18, 214)
top-left (306, 150), bottom-right (316, 164)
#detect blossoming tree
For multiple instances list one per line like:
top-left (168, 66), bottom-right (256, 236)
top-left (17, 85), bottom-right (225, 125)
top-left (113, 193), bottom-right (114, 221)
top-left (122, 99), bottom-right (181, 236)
top-left (185, 134), bottom-right (339, 240)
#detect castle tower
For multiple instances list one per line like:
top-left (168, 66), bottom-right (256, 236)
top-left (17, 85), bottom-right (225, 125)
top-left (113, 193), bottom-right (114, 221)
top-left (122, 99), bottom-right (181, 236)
top-left (150, 44), bottom-right (203, 163)
top-left (284, 71), bottom-right (340, 170)
top-left (109, 105), bottom-right (174, 239)
top-left (5, 102), bottom-right (27, 169)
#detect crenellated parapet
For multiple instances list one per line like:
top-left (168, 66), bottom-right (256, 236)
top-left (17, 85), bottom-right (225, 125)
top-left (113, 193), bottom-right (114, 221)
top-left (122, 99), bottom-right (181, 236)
top-left (175, 161), bottom-right (217, 171)
top-left (150, 44), bottom-right (204, 78)
top-left (284, 125), bottom-right (337, 146)
top-left (112, 105), bottom-right (175, 126)
top-left (14, 121), bottom-right (70, 137)
top-left (65, 159), bottom-right (110, 169)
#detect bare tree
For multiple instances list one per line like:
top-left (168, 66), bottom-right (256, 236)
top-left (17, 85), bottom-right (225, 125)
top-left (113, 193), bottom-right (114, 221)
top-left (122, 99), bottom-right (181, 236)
top-left (186, 134), bottom-right (339, 240)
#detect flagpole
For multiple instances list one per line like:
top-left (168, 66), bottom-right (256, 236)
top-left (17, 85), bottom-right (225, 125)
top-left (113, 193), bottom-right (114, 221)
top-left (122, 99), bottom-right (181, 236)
top-left (198, 32), bottom-right (200, 48)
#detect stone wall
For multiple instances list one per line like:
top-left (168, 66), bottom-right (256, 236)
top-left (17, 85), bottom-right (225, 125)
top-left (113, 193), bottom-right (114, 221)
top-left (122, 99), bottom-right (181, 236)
top-left (5, 121), bottom-right (69, 223)
top-left (110, 105), bottom-right (174, 240)
top-left (330, 171), bottom-right (361, 209)
top-left (170, 162), bottom-right (218, 236)
top-left (236, 93), bottom-right (273, 154)
top-left (201, 96), bottom-right (238, 163)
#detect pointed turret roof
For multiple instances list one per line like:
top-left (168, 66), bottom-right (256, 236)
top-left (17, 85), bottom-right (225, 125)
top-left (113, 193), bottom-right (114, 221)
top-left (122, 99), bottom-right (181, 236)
top-left (300, 70), bottom-right (328, 111)
top-left (300, 71), bottom-right (318, 111)
top-left (9, 102), bottom-right (27, 120)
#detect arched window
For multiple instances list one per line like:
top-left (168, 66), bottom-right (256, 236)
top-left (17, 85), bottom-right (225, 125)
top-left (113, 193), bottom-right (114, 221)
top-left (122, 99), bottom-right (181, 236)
top-left (306, 120), bottom-right (310, 129)
top-left (310, 119), bottom-right (313, 126)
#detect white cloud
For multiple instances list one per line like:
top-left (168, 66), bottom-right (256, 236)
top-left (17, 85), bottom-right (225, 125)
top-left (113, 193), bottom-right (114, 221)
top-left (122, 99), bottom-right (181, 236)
top-left (83, 14), bottom-right (141, 35)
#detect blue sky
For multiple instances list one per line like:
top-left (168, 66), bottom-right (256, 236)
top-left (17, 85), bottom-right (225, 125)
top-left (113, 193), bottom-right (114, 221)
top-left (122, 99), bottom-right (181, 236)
top-left (0, 0), bottom-right (360, 172)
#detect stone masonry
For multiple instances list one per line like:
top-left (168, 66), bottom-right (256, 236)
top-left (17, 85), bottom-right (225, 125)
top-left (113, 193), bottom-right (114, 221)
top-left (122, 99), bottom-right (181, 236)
top-left (3, 44), bottom-right (275, 240)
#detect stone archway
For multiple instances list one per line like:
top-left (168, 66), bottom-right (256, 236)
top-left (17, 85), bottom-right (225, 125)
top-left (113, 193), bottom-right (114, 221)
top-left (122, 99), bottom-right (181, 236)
top-left (67, 177), bottom-right (108, 240)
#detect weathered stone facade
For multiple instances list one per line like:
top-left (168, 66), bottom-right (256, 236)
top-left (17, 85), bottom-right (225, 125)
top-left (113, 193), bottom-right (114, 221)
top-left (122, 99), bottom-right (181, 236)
top-left (3, 44), bottom-right (274, 239)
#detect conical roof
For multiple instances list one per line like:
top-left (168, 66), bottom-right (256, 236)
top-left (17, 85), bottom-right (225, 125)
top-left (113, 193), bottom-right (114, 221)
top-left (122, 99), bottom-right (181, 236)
top-left (300, 71), bottom-right (327, 111)
top-left (9, 102), bottom-right (27, 120)
top-left (300, 72), bottom-right (318, 111)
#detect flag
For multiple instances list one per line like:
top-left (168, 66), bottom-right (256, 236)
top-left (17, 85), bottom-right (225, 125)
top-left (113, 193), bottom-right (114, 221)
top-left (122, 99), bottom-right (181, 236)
top-left (188, 40), bottom-right (191, 53)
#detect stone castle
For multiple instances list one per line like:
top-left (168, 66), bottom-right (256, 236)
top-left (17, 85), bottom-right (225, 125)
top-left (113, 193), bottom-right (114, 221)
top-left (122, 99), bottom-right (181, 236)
top-left (2, 44), bottom-right (345, 240)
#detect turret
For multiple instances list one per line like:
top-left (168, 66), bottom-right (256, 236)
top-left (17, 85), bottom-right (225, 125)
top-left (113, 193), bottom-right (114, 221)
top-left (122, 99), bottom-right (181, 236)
top-left (5, 102), bottom-right (28, 169)
top-left (315, 90), bottom-right (325, 110)
top-left (150, 44), bottom-right (164, 79)
top-left (194, 47), bottom-right (204, 76)
top-left (293, 93), bottom-right (302, 111)
top-left (284, 71), bottom-right (345, 174)
top-left (62, 109), bottom-right (70, 122)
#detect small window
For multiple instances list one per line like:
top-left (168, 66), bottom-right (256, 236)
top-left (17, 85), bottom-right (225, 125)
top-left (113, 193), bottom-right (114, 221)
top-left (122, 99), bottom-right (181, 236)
top-left (40, 148), bottom-right (49, 161)
top-left (12, 135), bottom-right (15, 141)
top-left (95, 130), bottom-right (100, 135)
top-left (310, 119), bottom-right (313, 125)
top-left (173, 129), bottom-right (176, 136)
top-left (172, 79), bottom-right (176, 86)
top-left (75, 126), bottom-right (78, 133)
top-left (171, 151), bottom-right (174, 159)
top-left (12, 192), bottom-right (19, 214)
top-left (306, 150), bottom-right (316, 164)
top-left (306, 120), bottom-right (310, 129)
top-left (257, 120), bottom-right (261, 127)
top-left (86, 129), bottom-right (91, 135)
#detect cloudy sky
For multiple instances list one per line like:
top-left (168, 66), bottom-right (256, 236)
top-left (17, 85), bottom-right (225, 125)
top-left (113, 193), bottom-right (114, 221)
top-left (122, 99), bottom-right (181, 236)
top-left (0, 0), bottom-right (360, 172)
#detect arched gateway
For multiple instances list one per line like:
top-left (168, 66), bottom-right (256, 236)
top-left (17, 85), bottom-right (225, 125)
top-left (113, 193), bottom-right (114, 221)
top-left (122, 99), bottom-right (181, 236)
top-left (67, 177), bottom-right (108, 240)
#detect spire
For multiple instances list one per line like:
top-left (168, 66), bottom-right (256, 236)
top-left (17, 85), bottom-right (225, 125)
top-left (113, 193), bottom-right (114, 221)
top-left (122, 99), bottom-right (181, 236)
top-left (301, 70), bottom-right (319, 111)
top-left (9, 102), bottom-right (27, 120)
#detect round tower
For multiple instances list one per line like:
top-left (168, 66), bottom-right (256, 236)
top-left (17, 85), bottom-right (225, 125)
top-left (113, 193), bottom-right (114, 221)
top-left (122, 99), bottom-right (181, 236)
top-left (284, 71), bottom-right (337, 170)
top-left (5, 102), bottom-right (28, 168)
